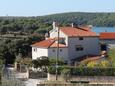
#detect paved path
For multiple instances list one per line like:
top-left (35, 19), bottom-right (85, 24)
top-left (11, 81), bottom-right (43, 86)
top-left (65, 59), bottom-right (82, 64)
top-left (90, 82), bottom-right (115, 84)
top-left (24, 79), bottom-right (40, 86)
top-left (5, 67), bottom-right (47, 86)
top-left (24, 78), bottom-right (46, 86)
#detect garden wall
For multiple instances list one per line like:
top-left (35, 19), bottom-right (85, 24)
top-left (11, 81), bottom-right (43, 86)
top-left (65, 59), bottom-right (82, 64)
top-left (47, 73), bottom-right (115, 83)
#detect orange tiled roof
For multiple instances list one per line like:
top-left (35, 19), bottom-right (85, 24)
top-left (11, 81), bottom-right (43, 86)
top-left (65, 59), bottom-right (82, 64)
top-left (32, 39), bottom-right (55, 48)
top-left (60, 27), bottom-right (97, 37)
top-left (50, 42), bottom-right (67, 48)
top-left (100, 32), bottom-right (115, 39)
top-left (32, 38), bottom-right (67, 48)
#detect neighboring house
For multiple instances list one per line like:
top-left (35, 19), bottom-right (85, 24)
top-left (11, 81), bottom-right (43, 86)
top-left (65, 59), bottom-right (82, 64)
top-left (31, 22), bottom-right (100, 63)
top-left (100, 32), bottom-right (115, 51)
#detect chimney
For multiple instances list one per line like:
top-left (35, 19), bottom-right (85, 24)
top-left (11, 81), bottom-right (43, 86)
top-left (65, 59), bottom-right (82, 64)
top-left (88, 25), bottom-right (93, 29)
top-left (71, 23), bottom-right (74, 28)
top-left (45, 32), bottom-right (50, 40)
top-left (52, 22), bottom-right (57, 29)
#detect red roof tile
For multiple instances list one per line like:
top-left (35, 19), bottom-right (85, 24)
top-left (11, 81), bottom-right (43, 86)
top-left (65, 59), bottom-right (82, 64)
top-left (60, 27), bottom-right (97, 37)
top-left (100, 32), bottom-right (115, 39)
top-left (50, 42), bottom-right (67, 48)
top-left (81, 56), bottom-right (101, 63)
top-left (32, 39), bottom-right (55, 48)
top-left (32, 38), bottom-right (67, 48)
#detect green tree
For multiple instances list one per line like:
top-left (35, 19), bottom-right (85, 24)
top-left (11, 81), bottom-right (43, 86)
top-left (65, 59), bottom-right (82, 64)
top-left (32, 56), bottom-right (49, 71)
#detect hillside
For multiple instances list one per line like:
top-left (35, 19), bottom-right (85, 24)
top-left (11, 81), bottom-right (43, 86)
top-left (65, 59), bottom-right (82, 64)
top-left (0, 12), bottom-right (115, 34)
top-left (38, 12), bottom-right (115, 27)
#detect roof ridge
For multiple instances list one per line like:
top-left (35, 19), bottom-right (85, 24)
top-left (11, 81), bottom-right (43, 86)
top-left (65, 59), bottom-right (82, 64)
top-left (60, 27), bottom-right (97, 37)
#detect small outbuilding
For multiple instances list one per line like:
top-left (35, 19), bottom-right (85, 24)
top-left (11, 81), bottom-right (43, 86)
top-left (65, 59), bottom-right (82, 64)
top-left (100, 32), bottom-right (115, 51)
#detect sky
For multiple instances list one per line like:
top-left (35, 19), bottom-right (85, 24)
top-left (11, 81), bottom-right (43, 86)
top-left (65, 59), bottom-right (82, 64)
top-left (0, 0), bottom-right (115, 16)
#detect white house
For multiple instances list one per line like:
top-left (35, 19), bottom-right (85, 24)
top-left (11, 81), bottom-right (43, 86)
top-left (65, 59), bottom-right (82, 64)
top-left (100, 32), bottom-right (115, 51)
top-left (31, 22), bottom-right (100, 63)
top-left (32, 38), bottom-right (68, 61)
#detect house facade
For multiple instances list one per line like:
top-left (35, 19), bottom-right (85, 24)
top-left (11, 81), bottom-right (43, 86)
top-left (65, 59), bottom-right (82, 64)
top-left (31, 22), bottom-right (100, 63)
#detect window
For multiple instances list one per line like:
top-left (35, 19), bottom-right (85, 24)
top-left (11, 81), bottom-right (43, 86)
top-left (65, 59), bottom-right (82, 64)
top-left (75, 45), bottom-right (84, 51)
top-left (52, 49), bottom-right (55, 52)
top-left (34, 48), bottom-right (37, 52)
top-left (60, 49), bottom-right (62, 52)
top-left (79, 37), bottom-right (83, 40)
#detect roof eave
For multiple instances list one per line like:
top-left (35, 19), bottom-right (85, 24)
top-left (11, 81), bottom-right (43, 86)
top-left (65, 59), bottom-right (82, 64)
top-left (31, 45), bottom-right (49, 49)
top-left (68, 35), bottom-right (99, 38)
top-left (100, 38), bottom-right (115, 40)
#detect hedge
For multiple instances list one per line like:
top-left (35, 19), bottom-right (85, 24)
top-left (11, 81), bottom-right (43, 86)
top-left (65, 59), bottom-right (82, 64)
top-left (48, 66), bottom-right (115, 76)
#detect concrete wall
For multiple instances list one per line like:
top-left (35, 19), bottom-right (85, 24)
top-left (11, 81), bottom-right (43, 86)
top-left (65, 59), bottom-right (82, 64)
top-left (48, 48), bottom-right (68, 61)
top-left (68, 37), bottom-right (100, 60)
top-left (32, 47), bottom-right (48, 59)
top-left (47, 73), bottom-right (115, 83)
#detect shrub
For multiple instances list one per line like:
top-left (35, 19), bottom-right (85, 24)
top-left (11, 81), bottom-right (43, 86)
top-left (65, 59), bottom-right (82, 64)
top-left (61, 68), bottom-right (71, 82)
top-left (48, 66), bottom-right (115, 76)
top-left (48, 66), bottom-right (64, 74)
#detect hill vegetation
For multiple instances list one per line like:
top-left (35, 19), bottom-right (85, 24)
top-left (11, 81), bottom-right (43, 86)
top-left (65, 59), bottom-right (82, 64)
top-left (0, 12), bottom-right (115, 35)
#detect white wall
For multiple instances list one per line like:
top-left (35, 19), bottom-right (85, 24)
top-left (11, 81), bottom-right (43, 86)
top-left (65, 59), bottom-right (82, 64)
top-left (32, 47), bottom-right (68, 62)
top-left (68, 37), bottom-right (100, 60)
top-left (100, 39), bottom-right (115, 44)
top-left (32, 47), bottom-right (48, 59)
top-left (50, 29), bottom-right (68, 45)
top-left (108, 44), bottom-right (115, 49)
top-left (50, 27), bottom-right (59, 38)
top-left (48, 48), bottom-right (68, 61)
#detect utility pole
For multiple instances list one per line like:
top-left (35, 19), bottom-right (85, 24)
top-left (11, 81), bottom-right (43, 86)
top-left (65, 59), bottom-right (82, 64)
top-left (56, 26), bottom-right (59, 80)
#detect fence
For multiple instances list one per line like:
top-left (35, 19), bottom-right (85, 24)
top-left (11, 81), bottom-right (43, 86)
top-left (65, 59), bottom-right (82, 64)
top-left (48, 67), bottom-right (115, 82)
top-left (29, 70), bottom-right (47, 79)
top-left (37, 84), bottom-right (114, 86)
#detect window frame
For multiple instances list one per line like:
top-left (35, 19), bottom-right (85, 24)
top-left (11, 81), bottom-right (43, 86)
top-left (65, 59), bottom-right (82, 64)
top-left (75, 45), bottom-right (84, 51)
top-left (52, 49), bottom-right (55, 52)
top-left (60, 49), bottom-right (62, 52)
top-left (79, 37), bottom-right (84, 40)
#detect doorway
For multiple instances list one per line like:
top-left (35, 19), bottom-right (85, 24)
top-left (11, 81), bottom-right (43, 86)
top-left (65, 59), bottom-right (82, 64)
top-left (101, 44), bottom-right (107, 51)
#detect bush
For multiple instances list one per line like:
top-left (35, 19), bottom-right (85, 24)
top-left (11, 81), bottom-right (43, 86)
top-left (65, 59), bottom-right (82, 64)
top-left (61, 68), bottom-right (71, 82)
top-left (48, 66), bottom-right (115, 76)
top-left (48, 66), bottom-right (64, 74)
top-left (108, 48), bottom-right (115, 67)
